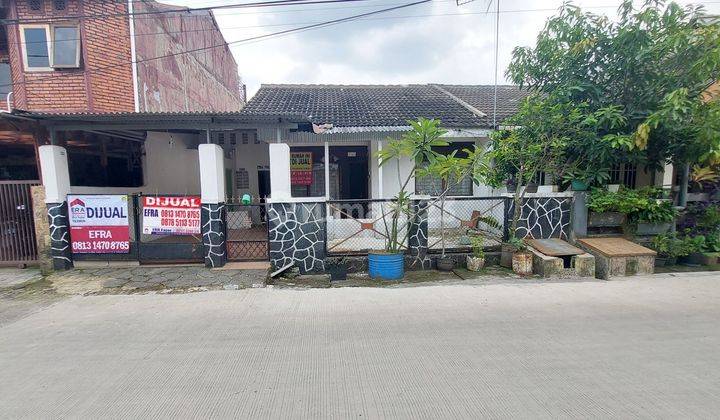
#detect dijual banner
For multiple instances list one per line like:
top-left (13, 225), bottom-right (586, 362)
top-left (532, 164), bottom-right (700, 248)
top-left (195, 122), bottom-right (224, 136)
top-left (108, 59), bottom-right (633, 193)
top-left (68, 195), bottom-right (130, 254)
top-left (142, 196), bottom-right (201, 235)
top-left (290, 152), bottom-right (313, 186)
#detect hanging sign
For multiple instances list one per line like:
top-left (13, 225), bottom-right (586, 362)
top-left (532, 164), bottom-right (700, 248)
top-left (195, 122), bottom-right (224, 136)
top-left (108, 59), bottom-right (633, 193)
top-left (290, 152), bottom-right (313, 185)
top-left (142, 196), bottom-right (201, 235)
top-left (68, 195), bottom-right (130, 254)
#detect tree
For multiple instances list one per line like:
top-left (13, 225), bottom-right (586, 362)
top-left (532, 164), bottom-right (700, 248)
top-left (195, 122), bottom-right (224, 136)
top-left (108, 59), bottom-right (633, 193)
top-left (506, 0), bottom-right (720, 198)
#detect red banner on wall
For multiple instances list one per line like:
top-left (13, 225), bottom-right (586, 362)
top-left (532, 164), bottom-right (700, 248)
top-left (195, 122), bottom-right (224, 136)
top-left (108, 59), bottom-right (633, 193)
top-left (290, 152), bottom-right (313, 186)
top-left (142, 196), bottom-right (201, 235)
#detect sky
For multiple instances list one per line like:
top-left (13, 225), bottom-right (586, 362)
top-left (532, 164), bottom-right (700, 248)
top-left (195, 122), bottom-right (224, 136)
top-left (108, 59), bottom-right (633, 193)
top-left (164, 0), bottom-right (720, 99)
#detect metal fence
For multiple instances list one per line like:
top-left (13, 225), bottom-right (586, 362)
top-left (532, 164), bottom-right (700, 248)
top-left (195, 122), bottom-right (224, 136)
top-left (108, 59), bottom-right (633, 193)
top-left (136, 195), bottom-right (203, 263)
top-left (325, 199), bottom-right (408, 255)
top-left (226, 203), bottom-right (268, 261)
top-left (427, 197), bottom-right (505, 252)
top-left (0, 180), bottom-right (39, 266)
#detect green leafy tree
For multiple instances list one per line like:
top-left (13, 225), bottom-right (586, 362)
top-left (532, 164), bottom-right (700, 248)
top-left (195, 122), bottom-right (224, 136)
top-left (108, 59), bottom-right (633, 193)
top-left (506, 1), bottom-right (720, 198)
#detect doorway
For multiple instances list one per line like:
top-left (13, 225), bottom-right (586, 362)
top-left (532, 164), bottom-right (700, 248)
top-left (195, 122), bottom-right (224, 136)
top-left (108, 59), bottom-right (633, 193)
top-left (334, 146), bottom-right (369, 200)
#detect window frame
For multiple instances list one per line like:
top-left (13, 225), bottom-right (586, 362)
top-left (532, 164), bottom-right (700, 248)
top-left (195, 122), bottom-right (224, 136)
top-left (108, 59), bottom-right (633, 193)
top-left (19, 24), bottom-right (53, 72)
top-left (19, 23), bottom-right (81, 72)
top-left (50, 24), bottom-right (81, 69)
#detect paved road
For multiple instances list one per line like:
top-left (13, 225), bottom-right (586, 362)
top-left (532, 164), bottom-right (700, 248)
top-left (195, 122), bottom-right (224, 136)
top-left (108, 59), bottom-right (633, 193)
top-left (2, 273), bottom-right (720, 419)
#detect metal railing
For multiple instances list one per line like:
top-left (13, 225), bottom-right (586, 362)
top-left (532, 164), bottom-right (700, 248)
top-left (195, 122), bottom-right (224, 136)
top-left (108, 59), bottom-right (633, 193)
top-left (427, 197), bottom-right (505, 252)
top-left (325, 199), bottom-right (408, 255)
top-left (226, 203), bottom-right (269, 261)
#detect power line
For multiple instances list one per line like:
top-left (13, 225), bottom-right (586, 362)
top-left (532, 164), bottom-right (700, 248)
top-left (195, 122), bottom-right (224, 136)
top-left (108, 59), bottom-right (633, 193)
top-left (1, 0), bottom-right (377, 25)
top-left (1, 0), bottom-right (432, 89)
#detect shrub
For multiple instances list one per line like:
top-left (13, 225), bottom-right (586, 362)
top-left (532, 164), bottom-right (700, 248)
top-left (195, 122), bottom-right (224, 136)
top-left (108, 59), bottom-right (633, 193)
top-left (588, 187), bottom-right (676, 223)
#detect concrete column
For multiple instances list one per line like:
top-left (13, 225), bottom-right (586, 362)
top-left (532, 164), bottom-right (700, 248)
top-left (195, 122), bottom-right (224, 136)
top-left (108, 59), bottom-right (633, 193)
top-left (199, 144), bottom-right (226, 268)
top-left (324, 141), bottom-right (330, 200)
top-left (38, 145), bottom-right (73, 270)
top-left (572, 191), bottom-right (588, 240)
top-left (269, 143), bottom-right (292, 201)
top-left (407, 199), bottom-right (430, 269)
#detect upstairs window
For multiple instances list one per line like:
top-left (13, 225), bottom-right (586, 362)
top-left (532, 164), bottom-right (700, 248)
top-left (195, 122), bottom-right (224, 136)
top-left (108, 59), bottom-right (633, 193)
top-left (20, 24), bottom-right (80, 71)
top-left (51, 26), bottom-right (80, 67)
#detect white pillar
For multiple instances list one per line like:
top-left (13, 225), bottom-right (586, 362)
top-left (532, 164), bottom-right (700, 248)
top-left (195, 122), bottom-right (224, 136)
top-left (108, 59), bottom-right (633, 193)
top-left (38, 145), bottom-right (71, 203)
top-left (324, 141), bottom-right (330, 200)
top-left (377, 140), bottom-right (383, 199)
top-left (199, 144), bottom-right (225, 203)
top-left (269, 143), bottom-right (292, 201)
top-left (661, 163), bottom-right (674, 189)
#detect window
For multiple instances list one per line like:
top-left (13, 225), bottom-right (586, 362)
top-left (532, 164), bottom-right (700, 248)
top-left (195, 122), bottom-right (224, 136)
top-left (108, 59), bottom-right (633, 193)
top-left (20, 24), bottom-right (80, 71)
top-left (51, 26), bottom-right (80, 67)
top-left (609, 164), bottom-right (637, 188)
top-left (0, 63), bottom-right (11, 98)
top-left (415, 142), bottom-right (475, 196)
top-left (21, 26), bottom-right (50, 69)
top-left (53, 0), bottom-right (67, 10)
top-left (29, 0), bottom-right (43, 11)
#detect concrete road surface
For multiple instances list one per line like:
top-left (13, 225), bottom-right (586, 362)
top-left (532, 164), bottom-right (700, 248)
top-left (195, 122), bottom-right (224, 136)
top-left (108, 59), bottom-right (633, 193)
top-left (2, 272), bottom-right (720, 419)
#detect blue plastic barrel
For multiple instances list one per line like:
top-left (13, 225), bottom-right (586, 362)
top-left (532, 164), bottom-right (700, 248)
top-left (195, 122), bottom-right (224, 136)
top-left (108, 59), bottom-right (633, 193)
top-left (368, 252), bottom-right (404, 280)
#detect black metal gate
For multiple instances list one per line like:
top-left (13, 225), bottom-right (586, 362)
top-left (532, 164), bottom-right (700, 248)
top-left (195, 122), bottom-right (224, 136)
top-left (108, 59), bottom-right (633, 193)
top-left (225, 204), bottom-right (268, 261)
top-left (0, 181), bottom-right (40, 266)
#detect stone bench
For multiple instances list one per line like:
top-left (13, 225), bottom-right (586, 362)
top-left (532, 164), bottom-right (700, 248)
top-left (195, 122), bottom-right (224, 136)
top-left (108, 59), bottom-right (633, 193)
top-left (577, 237), bottom-right (656, 280)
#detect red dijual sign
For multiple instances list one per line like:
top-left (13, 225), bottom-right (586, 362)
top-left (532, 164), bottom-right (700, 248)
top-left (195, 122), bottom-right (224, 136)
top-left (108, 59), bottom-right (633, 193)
top-left (142, 196), bottom-right (201, 235)
top-left (68, 195), bottom-right (130, 254)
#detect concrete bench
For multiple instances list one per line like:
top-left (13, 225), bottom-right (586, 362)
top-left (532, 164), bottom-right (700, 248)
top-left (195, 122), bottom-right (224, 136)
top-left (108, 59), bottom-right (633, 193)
top-left (577, 237), bottom-right (656, 280)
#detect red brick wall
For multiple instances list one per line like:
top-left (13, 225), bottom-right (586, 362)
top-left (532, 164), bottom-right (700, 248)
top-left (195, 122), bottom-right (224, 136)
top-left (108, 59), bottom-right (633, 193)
top-left (133, 3), bottom-right (243, 112)
top-left (5, 0), bottom-right (241, 113)
top-left (7, 0), bottom-right (134, 112)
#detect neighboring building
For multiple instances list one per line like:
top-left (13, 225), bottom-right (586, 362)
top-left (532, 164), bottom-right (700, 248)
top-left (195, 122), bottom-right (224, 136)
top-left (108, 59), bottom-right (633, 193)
top-left (0, 0), bottom-right (244, 180)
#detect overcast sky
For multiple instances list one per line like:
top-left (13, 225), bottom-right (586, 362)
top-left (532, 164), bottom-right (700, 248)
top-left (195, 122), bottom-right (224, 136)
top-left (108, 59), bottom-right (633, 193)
top-left (166, 0), bottom-right (720, 99)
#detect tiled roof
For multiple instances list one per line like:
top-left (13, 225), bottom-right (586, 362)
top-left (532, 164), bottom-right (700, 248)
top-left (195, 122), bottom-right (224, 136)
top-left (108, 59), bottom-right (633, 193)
top-left (240, 84), bottom-right (530, 128)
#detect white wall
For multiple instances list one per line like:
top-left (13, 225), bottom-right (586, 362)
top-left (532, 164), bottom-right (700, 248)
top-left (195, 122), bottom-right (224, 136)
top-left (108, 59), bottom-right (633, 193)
top-left (370, 137), bottom-right (497, 199)
top-left (69, 131), bottom-right (201, 196)
top-left (142, 132), bottom-right (201, 195)
top-left (233, 140), bottom-right (269, 199)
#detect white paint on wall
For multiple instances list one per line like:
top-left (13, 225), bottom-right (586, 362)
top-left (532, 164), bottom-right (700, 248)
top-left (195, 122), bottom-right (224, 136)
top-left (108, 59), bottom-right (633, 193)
top-left (199, 144), bottom-right (226, 204)
top-left (39, 145), bottom-right (71, 203)
top-left (233, 140), bottom-right (270, 199)
top-left (143, 132), bottom-right (200, 195)
top-left (269, 143), bottom-right (291, 201)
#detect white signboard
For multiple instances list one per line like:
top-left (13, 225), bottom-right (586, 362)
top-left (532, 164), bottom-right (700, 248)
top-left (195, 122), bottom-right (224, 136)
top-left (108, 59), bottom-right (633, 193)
top-left (67, 195), bottom-right (130, 253)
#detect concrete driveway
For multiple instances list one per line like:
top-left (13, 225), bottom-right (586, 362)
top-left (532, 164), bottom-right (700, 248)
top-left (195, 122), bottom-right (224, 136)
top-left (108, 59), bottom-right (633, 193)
top-left (1, 272), bottom-right (720, 418)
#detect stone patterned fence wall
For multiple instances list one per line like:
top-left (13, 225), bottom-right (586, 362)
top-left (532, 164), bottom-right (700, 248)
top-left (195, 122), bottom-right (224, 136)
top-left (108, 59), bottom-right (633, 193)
top-left (268, 194), bottom-right (574, 274)
top-left (268, 202), bottom-right (326, 274)
top-left (505, 195), bottom-right (574, 240)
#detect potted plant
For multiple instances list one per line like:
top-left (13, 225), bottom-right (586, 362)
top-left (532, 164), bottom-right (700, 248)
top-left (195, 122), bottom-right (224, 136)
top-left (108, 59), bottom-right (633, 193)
top-left (466, 235), bottom-right (485, 272)
top-left (635, 199), bottom-right (676, 235)
top-left (327, 257), bottom-right (349, 281)
top-left (416, 148), bottom-right (484, 272)
top-left (508, 236), bottom-right (533, 275)
top-left (373, 118), bottom-right (452, 280)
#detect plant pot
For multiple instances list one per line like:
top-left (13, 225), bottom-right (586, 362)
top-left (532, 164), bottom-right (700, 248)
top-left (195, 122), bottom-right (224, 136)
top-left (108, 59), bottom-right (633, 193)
top-left (588, 212), bottom-right (626, 228)
top-left (635, 222), bottom-right (673, 236)
top-left (500, 243), bottom-right (515, 268)
top-left (683, 252), bottom-right (707, 266)
top-left (436, 257), bottom-right (456, 271)
top-left (606, 184), bottom-right (621, 192)
top-left (328, 265), bottom-right (348, 281)
top-left (512, 252), bottom-right (533, 275)
top-left (466, 255), bottom-right (485, 272)
top-left (571, 180), bottom-right (588, 191)
top-left (654, 257), bottom-right (667, 267)
top-left (368, 252), bottom-right (404, 280)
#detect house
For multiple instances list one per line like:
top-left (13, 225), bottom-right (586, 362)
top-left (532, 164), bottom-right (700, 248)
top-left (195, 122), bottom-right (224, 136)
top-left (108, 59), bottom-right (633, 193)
top-left (0, 0), bottom-right (244, 181)
top-left (238, 83), bottom-right (531, 201)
